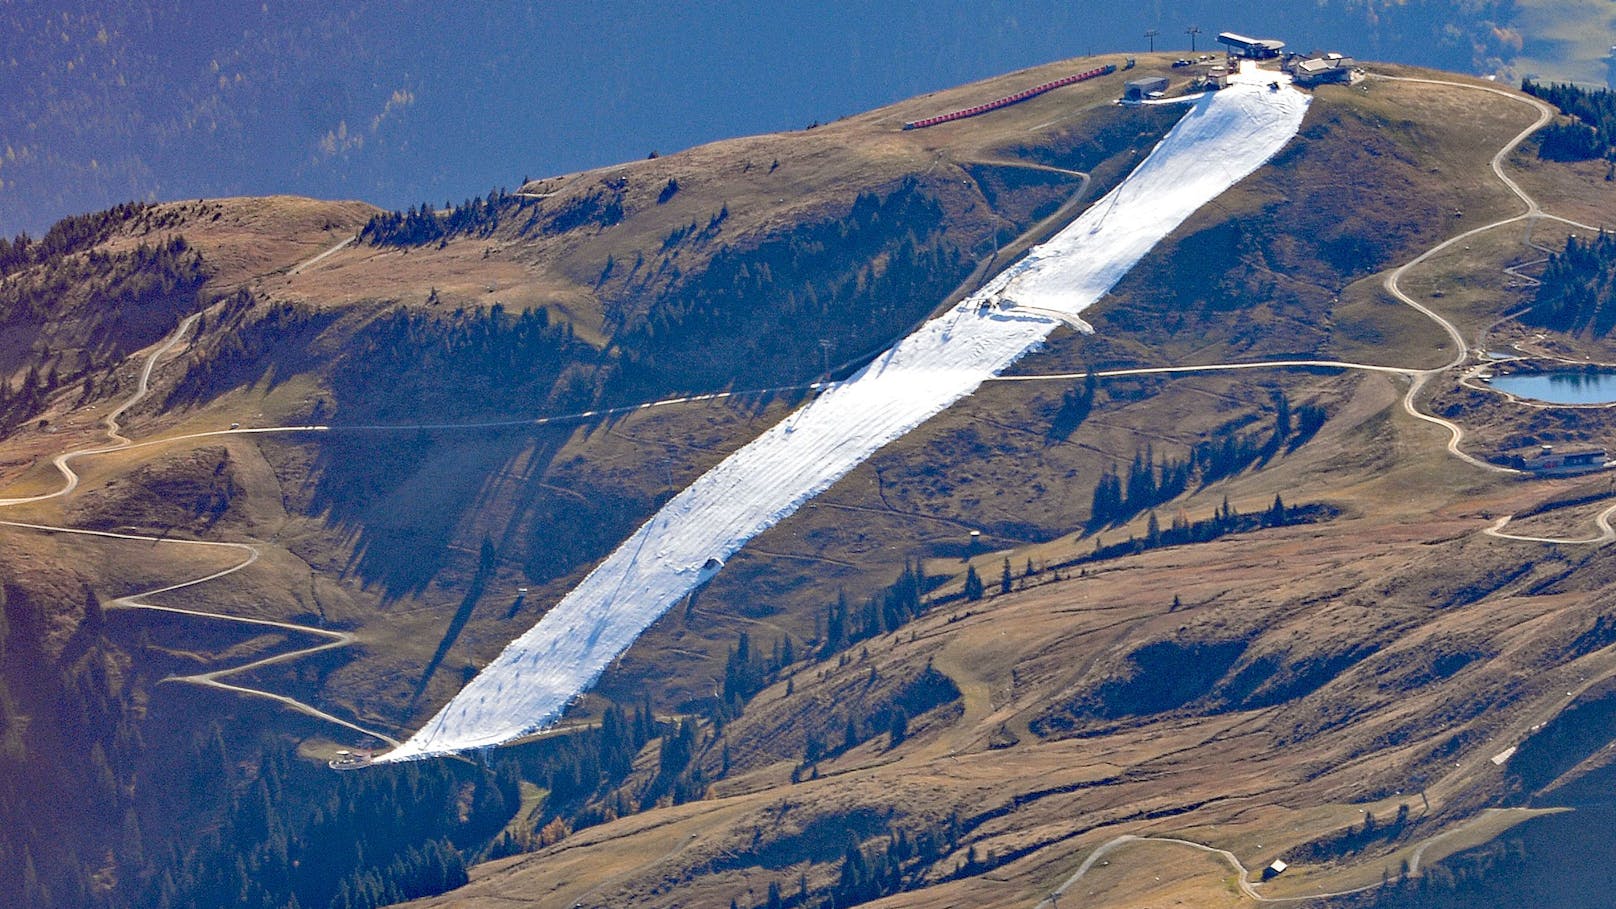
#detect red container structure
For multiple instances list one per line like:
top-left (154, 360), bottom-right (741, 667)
top-left (902, 64), bottom-right (1118, 130)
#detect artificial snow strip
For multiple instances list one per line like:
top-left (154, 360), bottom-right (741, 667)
top-left (380, 69), bottom-right (1309, 762)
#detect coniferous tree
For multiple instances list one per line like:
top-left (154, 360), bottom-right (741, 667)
top-left (1266, 493), bottom-right (1287, 527)
top-left (888, 708), bottom-right (909, 748)
top-left (963, 565), bottom-right (984, 601)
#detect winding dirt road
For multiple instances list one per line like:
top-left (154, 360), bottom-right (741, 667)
top-left (1033, 833), bottom-right (1379, 907)
top-left (0, 307), bottom-right (829, 747)
top-left (1036, 806), bottom-right (1550, 907)
top-left (0, 315), bottom-right (401, 746)
top-left (1373, 75), bottom-right (1559, 475)
top-left (1026, 74), bottom-right (1613, 908)
top-left (0, 313), bottom-right (201, 506)
top-left (999, 74), bottom-right (1616, 549)
top-left (0, 66), bottom-right (1605, 781)
top-left (1484, 505), bottom-right (1616, 544)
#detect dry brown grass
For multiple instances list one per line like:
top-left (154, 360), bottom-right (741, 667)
top-left (1509, 149), bottom-right (1616, 233)
top-left (6, 53), bottom-right (1616, 909)
top-left (100, 196), bottom-right (379, 289)
top-left (268, 52), bottom-right (1152, 351)
top-left (404, 443), bottom-right (1616, 907)
top-left (1393, 219), bottom-right (1567, 340)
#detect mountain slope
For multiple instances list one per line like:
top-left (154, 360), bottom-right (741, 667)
top-left (5, 51), bottom-right (1616, 909)
top-left (384, 66), bottom-right (1312, 762)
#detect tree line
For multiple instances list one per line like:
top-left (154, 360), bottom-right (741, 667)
top-left (358, 189), bottom-right (521, 246)
top-left (608, 178), bottom-right (971, 396)
top-left (168, 296), bottom-right (594, 423)
top-left (1523, 80), bottom-right (1616, 165)
top-left (1523, 230), bottom-right (1616, 336)
top-left (0, 202), bottom-right (153, 277)
top-left (815, 563), bottom-right (927, 661)
top-left (1081, 496), bottom-right (1337, 564)
top-left (1, 234), bottom-right (206, 433)
top-left (125, 745), bottom-right (502, 909)
top-left (1088, 390), bottom-right (1327, 529)
top-left (358, 183), bottom-right (643, 248)
top-left (1286, 804), bottom-right (1412, 865)
top-left (793, 663), bottom-right (958, 780)
top-left (327, 302), bottom-right (593, 422)
top-left (729, 813), bottom-right (971, 909)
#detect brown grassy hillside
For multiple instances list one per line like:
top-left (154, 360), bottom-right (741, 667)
top-left (5, 50), bottom-right (1616, 909)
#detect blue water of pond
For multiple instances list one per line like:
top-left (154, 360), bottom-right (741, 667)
top-left (1488, 369), bottom-right (1616, 404)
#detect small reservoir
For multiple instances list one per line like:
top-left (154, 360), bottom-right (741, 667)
top-left (1488, 369), bottom-right (1616, 405)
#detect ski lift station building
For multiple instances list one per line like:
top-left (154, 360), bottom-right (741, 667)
top-left (1218, 32), bottom-right (1286, 60)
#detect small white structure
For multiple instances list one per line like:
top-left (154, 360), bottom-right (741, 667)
top-left (1263, 859), bottom-right (1289, 880)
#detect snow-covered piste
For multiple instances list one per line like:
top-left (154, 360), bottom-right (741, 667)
top-left (380, 66), bottom-right (1309, 762)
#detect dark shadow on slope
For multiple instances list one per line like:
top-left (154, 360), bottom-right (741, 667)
top-left (163, 294), bottom-right (344, 409)
top-left (1029, 637), bottom-right (1249, 739)
top-left (307, 426), bottom-right (557, 599)
top-left (1506, 676), bottom-right (1616, 797)
top-left (409, 538), bottom-right (497, 708)
top-left (1218, 643), bottom-right (1383, 710)
top-left (603, 177), bottom-right (976, 402)
top-left (960, 162), bottom-right (1083, 228)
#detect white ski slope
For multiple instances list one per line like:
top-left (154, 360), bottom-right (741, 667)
top-left (380, 67), bottom-right (1309, 762)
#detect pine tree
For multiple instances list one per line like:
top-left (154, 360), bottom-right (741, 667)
top-left (999, 558), bottom-right (1012, 595)
top-left (1266, 493), bottom-right (1286, 527)
top-left (82, 585), bottom-right (104, 636)
top-left (963, 565), bottom-right (984, 601)
top-left (1089, 469), bottom-right (1124, 526)
top-left (888, 708), bottom-right (909, 748)
top-left (825, 592), bottom-right (849, 654)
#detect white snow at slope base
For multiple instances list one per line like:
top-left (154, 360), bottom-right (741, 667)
top-left (379, 74), bottom-right (1309, 761)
